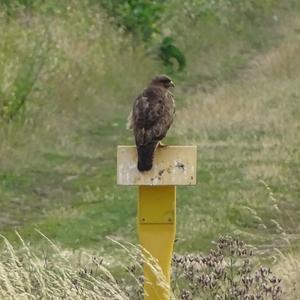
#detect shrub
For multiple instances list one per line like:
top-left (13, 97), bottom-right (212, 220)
top-left (94, 0), bottom-right (166, 42)
top-left (93, 0), bottom-right (186, 73)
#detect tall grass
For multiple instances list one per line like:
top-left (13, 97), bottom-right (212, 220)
top-left (275, 252), bottom-right (300, 300)
top-left (0, 0), bottom-right (294, 170)
top-left (0, 233), bottom-right (288, 299)
top-left (0, 233), bottom-right (130, 299)
top-left (0, 1), bottom-right (161, 169)
top-left (170, 14), bottom-right (300, 297)
top-left (0, 232), bottom-right (174, 300)
top-left (0, 3), bottom-right (299, 298)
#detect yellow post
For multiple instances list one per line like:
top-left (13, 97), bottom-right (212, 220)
top-left (138, 186), bottom-right (176, 299)
top-left (117, 146), bottom-right (197, 300)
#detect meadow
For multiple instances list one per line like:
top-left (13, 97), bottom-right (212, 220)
top-left (0, 0), bottom-right (299, 298)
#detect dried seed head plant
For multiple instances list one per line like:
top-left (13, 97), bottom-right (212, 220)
top-left (0, 233), bottom-right (283, 300)
top-left (172, 235), bottom-right (282, 300)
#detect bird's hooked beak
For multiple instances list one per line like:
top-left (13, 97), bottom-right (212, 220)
top-left (170, 81), bottom-right (175, 88)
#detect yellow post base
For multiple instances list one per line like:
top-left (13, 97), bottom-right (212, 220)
top-left (138, 186), bottom-right (176, 300)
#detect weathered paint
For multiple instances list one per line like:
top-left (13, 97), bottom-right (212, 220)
top-left (138, 186), bottom-right (176, 300)
top-left (117, 145), bottom-right (197, 300)
top-left (117, 145), bottom-right (197, 186)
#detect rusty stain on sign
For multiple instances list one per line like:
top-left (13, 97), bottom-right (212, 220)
top-left (117, 146), bottom-right (197, 186)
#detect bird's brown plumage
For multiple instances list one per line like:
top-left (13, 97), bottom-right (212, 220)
top-left (130, 74), bottom-right (175, 171)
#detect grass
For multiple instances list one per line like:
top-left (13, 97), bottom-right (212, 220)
top-left (0, 0), bottom-right (300, 298)
top-left (175, 13), bottom-right (300, 254)
top-left (0, 233), bottom-right (286, 299)
top-left (0, 232), bottom-right (133, 299)
top-left (275, 252), bottom-right (300, 299)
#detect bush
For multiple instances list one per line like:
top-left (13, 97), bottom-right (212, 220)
top-left (94, 0), bottom-right (166, 42)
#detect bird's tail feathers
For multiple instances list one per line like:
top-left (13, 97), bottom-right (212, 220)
top-left (137, 142), bottom-right (157, 171)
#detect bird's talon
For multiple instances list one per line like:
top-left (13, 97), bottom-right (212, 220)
top-left (158, 142), bottom-right (167, 148)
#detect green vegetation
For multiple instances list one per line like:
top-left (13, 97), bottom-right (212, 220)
top-left (0, 234), bottom-right (285, 299)
top-left (0, 0), bottom-right (300, 298)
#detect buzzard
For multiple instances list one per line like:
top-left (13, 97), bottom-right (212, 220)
top-left (129, 74), bottom-right (175, 171)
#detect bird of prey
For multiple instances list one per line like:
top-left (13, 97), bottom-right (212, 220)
top-left (129, 74), bottom-right (175, 171)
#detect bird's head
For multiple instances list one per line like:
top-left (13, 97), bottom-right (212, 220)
top-left (151, 74), bottom-right (175, 89)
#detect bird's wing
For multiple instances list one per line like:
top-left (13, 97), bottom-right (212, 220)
top-left (133, 87), bottom-right (175, 146)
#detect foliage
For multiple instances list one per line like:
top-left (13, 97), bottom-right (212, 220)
top-left (0, 0), bottom-right (294, 121)
top-left (93, 0), bottom-right (285, 73)
top-left (94, 0), bottom-right (166, 42)
top-left (158, 37), bottom-right (186, 73)
top-left (172, 236), bottom-right (282, 299)
top-left (175, 0), bottom-right (281, 23)
top-left (0, 233), bottom-right (129, 299)
top-left (0, 38), bottom-right (47, 121)
top-left (0, 0), bottom-right (299, 287)
top-left (0, 234), bottom-right (284, 300)
top-left (275, 252), bottom-right (300, 300)
top-left (94, 0), bottom-right (186, 73)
